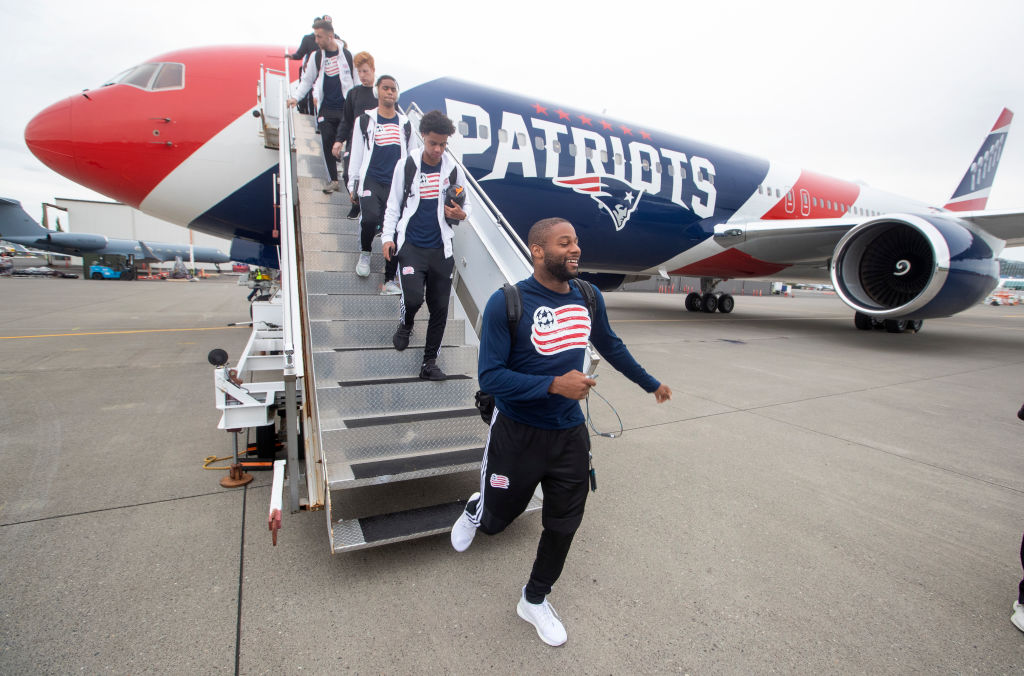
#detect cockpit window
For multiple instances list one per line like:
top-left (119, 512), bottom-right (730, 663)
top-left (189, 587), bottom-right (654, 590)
top-left (102, 62), bottom-right (185, 91)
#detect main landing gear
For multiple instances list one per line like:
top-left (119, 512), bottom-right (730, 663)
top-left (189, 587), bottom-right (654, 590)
top-left (853, 312), bottom-right (924, 333)
top-left (684, 278), bottom-right (734, 314)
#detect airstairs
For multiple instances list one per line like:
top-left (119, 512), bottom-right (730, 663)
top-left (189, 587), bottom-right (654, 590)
top-left (217, 64), bottom-right (542, 552)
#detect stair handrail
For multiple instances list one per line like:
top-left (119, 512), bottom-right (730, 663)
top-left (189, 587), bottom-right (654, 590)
top-left (275, 59), bottom-right (302, 378)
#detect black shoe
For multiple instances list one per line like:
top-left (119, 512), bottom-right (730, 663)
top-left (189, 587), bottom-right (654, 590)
top-left (392, 323), bottom-right (412, 351)
top-left (347, 204), bottom-right (360, 218)
top-left (420, 359), bottom-right (446, 381)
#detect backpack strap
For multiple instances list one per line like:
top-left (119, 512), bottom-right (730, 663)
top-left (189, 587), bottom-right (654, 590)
top-left (359, 113), bottom-right (371, 146)
top-left (570, 278), bottom-right (598, 320)
top-left (403, 120), bottom-right (412, 147)
top-left (314, 48), bottom-right (322, 73)
top-left (501, 283), bottom-right (523, 350)
top-left (398, 156), bottom-right (417, 218)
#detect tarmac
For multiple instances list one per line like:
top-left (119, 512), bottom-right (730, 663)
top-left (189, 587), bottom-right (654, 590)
top-left (1, 275), bottom-right (1023, 674)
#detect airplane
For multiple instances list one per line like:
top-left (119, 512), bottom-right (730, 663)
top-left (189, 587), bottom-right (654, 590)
top-left (22, 45), bottom-right (1024, 332)
top-left (0, 197), bottom-right (231, 266)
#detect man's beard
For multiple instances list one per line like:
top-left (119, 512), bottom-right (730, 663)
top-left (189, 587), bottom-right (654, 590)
top-left (544, 254), bottom-right (577, 282)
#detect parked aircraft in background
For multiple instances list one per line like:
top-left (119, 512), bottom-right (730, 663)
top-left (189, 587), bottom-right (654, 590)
top-left (0, 198), bottom-right (230, 265)
top-left (22, 46), bottom-right (1024, 331)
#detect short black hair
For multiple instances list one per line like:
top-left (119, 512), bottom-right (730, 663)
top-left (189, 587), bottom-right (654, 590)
top-left (419, 110), bottom-right (455, 136)
top-left (312, 18), bottom-right (333, 32)
top-left (527, 218), bottom-right (571, 249)
top-left (376, 74), bottom-right (398, 89)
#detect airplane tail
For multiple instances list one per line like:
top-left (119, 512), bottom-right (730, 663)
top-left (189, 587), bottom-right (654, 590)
top-left (0, 198), bottom-right (48, 239)
top-left (944, 108), bottom-right (1013, 211)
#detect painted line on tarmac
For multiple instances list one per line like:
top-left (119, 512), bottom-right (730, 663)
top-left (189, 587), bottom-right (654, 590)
top-left (0, 326), bottom-right (248, 340)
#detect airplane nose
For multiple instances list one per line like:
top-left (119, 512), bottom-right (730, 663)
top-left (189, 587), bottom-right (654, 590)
top-left (25, 97), bottom-right (76, 178)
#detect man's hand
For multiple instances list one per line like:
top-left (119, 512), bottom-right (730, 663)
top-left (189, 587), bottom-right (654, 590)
top-left (444, 203), bottom-right (466, 222)
top-left (382, 241), bottom-right (396, 261)
top-left (653, 383), bottom-right (672, 403)
top-left (286, 98), bottom-right (298, 108)
top-left (332, 141), bottom-right (343, 158)
top-left (548, 370), bottom-right (596, 400)
top-left (350, 192), bottom-right (358, 204)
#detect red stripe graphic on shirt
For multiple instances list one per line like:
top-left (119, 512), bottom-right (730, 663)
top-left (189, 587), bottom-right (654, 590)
top-left (323, 55), bottom-right (340, 77)
top-left (375, 122), bottom-right (401, 146)
top-left (418, 172), bottom-right (441, 199)
top-left (530, 304), bottom-right (591, 355)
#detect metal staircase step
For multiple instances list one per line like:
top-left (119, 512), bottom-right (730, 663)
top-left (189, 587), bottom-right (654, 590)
top-left (307, 293), bottom-right (399, 320)
top-left (298, 215), bottom-right (358, 236)
top-left (309, 318), bottom-right (465, 351)
top-left (321, 412), bottom-right (484, 461)
top-left (327, 446), bottom-right (483, 489)
top-left (301, 233), bottom-right (362, 253)
top-left (302, 251), bottom-right (386, 274)
top-left (317, 379), bottom-right (481, 425)
top-left (306, 270), bottom-right (385, 294)
top-left (313, 344), bottom-right (476, 380)
top-left (331, 493), bottom-right (542, 552)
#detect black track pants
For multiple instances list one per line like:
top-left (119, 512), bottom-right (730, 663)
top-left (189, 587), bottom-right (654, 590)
top-left (467, 412), bottom-right (590, 602)
top-left (317, 106), bottom-right (342, 181)
top-left (396, 243), bottom-right (453, 361)
top-left (358, 177), bottom-right (398, 281)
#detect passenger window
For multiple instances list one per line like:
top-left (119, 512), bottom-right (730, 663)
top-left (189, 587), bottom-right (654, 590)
top-left (775, 188), bottom-right (781, 198)
top-left (152, 63), bottom-right (184, 90)
top-left (498, 129), bottom-right (509, 143)
top-left (458, 121), bottom-right (470, 136)
top-left (826, 200), bottom-right (832, 210)
top-left (534, 136), bottom-right (544, 150)
top-left (654, 162), bottom-right (661, 174)
top-left (585, 147), bottom-right (593, 159)
top-left (600, 150), bottom-right (608, 163)
top-left (552, 140), bottom-right (561, 153)
top-left (517, 132), bottom-right (527, 146)
top-left (812, 197), bottom-right (817, 207)
top-left (568, 144), bottom-right (577, 157)
top-left (757, 185), bottom-right (762, 194)
top-left (641, 159), bottom-right (650, 171)
top-left (479, 125), bottom-right (489, 140)
top-left (668, 163), bottom-right (675, 177)
top-left (614, 153), bottom-right (623, 165)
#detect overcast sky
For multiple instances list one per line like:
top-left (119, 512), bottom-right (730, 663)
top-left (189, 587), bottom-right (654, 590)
top-left (2, 0), bottom-right (1022, 259)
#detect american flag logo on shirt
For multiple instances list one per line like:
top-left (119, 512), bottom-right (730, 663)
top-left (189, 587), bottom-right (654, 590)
top-left (418, 172), bottom-right (441, 200)
top-left (530, 304), bottom-right (591, 355)
top-left (323, 55), bottom-right (340, 77)
top-left (489, 473), bottom-right (510, 489)
top-left (375, 122), bottom-right (401, 146)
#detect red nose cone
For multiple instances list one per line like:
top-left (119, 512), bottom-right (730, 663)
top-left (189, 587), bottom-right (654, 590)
top-left (25, 97), bottom-right (77, 180)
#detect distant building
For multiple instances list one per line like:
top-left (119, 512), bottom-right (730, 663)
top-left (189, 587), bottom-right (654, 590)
top-left (999, 258), bottom-right (1024, 278)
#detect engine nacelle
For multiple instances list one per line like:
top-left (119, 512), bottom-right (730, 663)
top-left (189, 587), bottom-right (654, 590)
top-left (830, 214), bottom-right (1001, 319)
top-left (47, 231), bottom-right (109, 251)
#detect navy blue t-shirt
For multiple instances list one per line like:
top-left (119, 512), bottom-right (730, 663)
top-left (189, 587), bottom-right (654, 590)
top-left (477, 276), bottom-right (660, 429)
top-left (405, 160), bottom-right (442, 249)
top-left (366, 114), bottom-right (402, 184)
top-left (320, 49), bottom-right (344, 108)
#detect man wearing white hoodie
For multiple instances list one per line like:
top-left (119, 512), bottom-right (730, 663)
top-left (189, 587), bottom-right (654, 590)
top-left (381, 110), bottom-right (469, 380)
top-left (346, 75), bottom-right (412, 293)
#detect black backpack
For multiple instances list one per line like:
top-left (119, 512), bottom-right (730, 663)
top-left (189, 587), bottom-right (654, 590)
top-left (473, 279), bottom-right (598, 423)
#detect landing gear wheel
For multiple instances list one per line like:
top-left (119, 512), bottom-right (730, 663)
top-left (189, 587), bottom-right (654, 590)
top-left (854, 312), bottom-right (872, 331)
top-left (717, 294), bottom-right (734, 313)
top-left (91, 272), bottom-right (103, 280)
top-left (907, 320), bottom-right (923, 333)
top-left (884, 319), bottom-right (908, 333)
top-left (701, 292), bottom-right (718, 313)
top-left (685, 292), bottom-right (702, 312)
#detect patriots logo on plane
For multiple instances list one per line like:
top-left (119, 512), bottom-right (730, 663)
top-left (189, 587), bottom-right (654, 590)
top-left (553, 175), bottom-right (646, 231)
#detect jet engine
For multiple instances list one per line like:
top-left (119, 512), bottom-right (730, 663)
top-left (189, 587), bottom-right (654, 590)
top-left (830, 213), bottom-right (1001, 319)
top-left (46, 232), bottom-right (109, 251)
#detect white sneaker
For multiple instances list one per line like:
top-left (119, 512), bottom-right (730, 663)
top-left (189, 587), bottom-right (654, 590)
top-left (1012, 601), bottom-right (1024, 633)
top-left (516, 588), bottom-right (567, 646)
top-left (450, 492), bottom-right (479, 552)
top-left (380, 280), bottom-right (402, 295)
top-left (322, 180), bottom-right (339, 193)
top-left (355, 251), bottom-right (371, 277)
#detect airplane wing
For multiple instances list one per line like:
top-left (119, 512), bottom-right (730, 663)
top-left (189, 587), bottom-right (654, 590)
top-left (715, 210), bottom-right (1024, 265)
top-left (138, 241), bottom-right (166, 262)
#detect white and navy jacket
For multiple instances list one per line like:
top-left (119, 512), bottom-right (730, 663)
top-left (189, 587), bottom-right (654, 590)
top-left (381, 152), bottom-right (472, 260)
top-left (346, 107), bottom-right (413, 195)
top-left (291, 45), bottom-right (354, 115)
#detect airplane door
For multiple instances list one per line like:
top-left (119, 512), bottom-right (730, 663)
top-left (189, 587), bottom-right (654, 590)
top-left (800, 189), bottom-right (810, 216)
